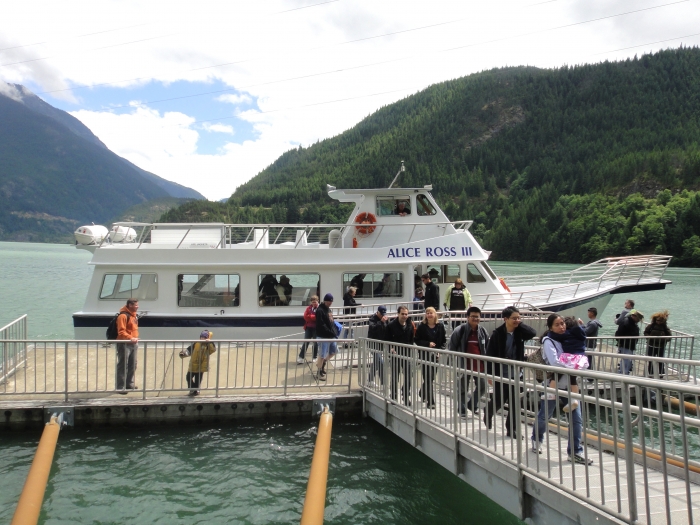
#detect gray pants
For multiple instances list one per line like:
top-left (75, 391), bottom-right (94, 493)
top-left (116, 343), bottom-right (138, 390)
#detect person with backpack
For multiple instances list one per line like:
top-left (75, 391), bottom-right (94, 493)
top-left (115, 298), bottom-right (139, 393)
top-left (185, 330), bottom-right (217, 396)
top-left (449, 306), bottom-right (489, 417)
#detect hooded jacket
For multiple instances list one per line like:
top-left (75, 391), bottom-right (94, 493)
top-left (116, 306), bottom-right (138, 340)
top-left (584, 318), bottom-right (603, 349)
top-left (315, 302), bottom-right (336, 338)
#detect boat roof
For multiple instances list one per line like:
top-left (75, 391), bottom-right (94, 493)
top-left (328, 186), bottom-right (433, 202)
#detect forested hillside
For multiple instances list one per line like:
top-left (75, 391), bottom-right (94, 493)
top-left (161, 47), bottom-right (700, 266)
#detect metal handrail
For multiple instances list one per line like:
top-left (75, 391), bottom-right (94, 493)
top-left (360, 339), bottom-right (700, 524)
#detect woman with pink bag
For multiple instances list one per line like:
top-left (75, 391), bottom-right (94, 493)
top-left (530, 314), bottom-right (592, 465)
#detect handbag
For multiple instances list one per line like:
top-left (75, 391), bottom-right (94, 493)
top-left (526, 345), bottom-right (547, 382)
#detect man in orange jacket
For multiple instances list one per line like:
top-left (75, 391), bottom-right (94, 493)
top-left (116, 298), bottom-right (139, 393)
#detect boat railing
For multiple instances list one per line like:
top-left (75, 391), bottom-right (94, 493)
top-left (499, 255), bottom-right (672, 288)
top-left (359, 340), bottom-right (700, 523)
top-left (102, 220), bottom-right (471, 249)
top-left (0, 315), bottom-right (28, 385)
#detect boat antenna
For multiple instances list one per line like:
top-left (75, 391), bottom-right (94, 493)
top-left (388, 161), bottom-right (405, 189)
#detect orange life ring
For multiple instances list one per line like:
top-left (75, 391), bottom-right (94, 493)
top-left (499, 278), bottom-right (511, 292)
top-left (354, 212), bottom-right (377, 236)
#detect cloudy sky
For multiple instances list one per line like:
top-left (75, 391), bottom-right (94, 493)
top-left (1, 0), bottom-right (699, 200)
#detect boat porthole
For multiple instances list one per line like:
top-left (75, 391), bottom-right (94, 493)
top-left (123, 407), bottom-right (130, 414)
top-left (231, 404), bottom-right (238, 410)
top-left (196, 405), bottom-right (203, 411)
top-left (178, 405), bottom-right (185, 412)
top-left (248, 403), bottom-right (254, 409)
top-left (214, 404), bottom-right (221, 410)
top-left (142, 407), bottom-right (149, 413)
top-left (160, 406), bottom-right (167, 412)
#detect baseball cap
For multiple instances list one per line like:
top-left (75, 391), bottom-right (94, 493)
top-left (378, 306), bottom-right (387, 314)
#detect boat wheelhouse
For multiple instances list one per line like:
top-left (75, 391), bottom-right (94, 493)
top-left (73, 185), bottom-right (672, 339)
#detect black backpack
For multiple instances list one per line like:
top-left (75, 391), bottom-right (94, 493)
top-left (106, 311), bottom-right (130, 340)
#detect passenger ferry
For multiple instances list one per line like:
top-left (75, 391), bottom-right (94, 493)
top-left (73, 184), bottom-right (672, 339)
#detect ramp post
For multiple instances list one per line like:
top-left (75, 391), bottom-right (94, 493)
top-left (11, 410), bottom-right (71, 525)
top-left (300, 403), bottom-right (334, 525)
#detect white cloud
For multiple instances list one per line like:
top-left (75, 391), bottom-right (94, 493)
top-left (70, 104), bottom-right (291, 200)
top-left (201, 122), bottom-right (235, 134)
top-left (216, 93), bottom-right (253, 105)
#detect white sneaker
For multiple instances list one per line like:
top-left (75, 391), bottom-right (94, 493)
top-left (563, 400), bottom-right (579, 413)
top-left (296, 357), bottom-right (305, 364)
top-left (531, 440), bottom-right (542, 454)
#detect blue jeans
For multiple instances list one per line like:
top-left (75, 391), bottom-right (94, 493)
top-left (618, 347), bottom-right (633, 375)
top-left (299, 328), bottom-right (317, 359)
top-left (531, 390), bottom-right (583, 456)
top-left (317, 337), bottom-right (338, 359)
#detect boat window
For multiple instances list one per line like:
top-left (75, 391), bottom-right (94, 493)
top-left (424, 264), bottom-right (460, 284)
top-left (416, 194), bottom-right (437, 216)
top-left (178, 274), bottom-right (240, 307)
top-left (481, 262), bottom-right (498, 280)
top-left (99, 274), bottom-right (157, 300)
top-left (342, 272), bottom-right (404, 299)
top-left (466, 264), bottom-right (487, 283)
top-left (258, 273), bottom-right (320, 307)
top-left (376, 196), bottom-right (411, 216)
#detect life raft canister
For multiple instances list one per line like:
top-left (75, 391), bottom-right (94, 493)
top-left (499, 278), bottom-right (511, 292)
top-left (354, 212), bottom-right (377, 236)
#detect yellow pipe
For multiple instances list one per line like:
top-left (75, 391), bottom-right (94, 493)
top-left (546, 421), bottom-right (700, 474)
top-left (300, 408), bottom-right (333, 525)
top-left (11, 417), bottom-right (61, 525)
top-left (666, 396), bottom-right (699, 416)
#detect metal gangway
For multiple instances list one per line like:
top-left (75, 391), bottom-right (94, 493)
top-left (359, 338), bottom-right (700, 524)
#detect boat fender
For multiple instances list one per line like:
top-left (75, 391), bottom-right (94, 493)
top-left (354, 212), bottom-right (377, 236)
top-left (499, 278), bottom-right (511, 292)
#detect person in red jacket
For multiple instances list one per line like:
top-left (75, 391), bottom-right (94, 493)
top-left (297, 296), bottom-right (319, 364)
top-left (116, 298), bottom-right (139, 393)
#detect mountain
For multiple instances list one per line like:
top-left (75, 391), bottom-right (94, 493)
top-left (0, 83), bottom-right (204, 242)
top-left (161, 47), bottom-right (700, 266)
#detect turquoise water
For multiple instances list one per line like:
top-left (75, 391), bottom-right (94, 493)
top-left (0, 420), bottom-right (522, 525)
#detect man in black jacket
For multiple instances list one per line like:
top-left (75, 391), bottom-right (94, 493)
top-left (367, 306), bottom-right (388, 386)
top-left (422, 273), bottom-right (440, 311)
top-left (615, 308), bottom-right (643, 375)
top-left (385, 306), bottom-right (415, 404)
top-left (449, 306), bottom-right (490, 416)
top-left (315, 293), bottom-right (338, 381)
top-left (483, 306), bottom-right (537, 437)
